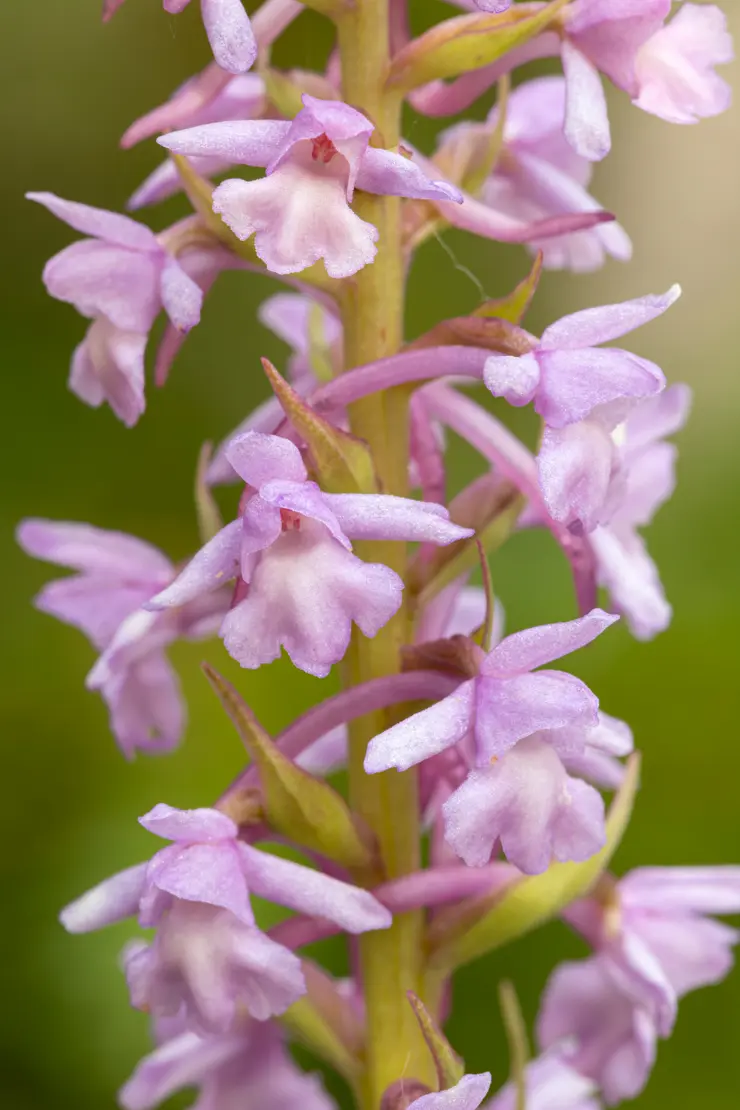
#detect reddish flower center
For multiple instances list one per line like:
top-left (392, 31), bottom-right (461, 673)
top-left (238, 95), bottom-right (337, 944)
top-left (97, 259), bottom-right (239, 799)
top-left (280, 509), bottom-right (302, 532)
top-left (311, 133), bottom-right (338, 164)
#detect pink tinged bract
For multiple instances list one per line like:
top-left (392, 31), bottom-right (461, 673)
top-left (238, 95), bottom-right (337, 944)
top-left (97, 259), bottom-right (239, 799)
top-left (633, 3), bottom-right (733, 125)
top-left (442, 736), bottom-right (606, 874)
top-left (411, 1074), bottom-right (492, 1110)
top-left (537, 956), bottom-right (658, 1106)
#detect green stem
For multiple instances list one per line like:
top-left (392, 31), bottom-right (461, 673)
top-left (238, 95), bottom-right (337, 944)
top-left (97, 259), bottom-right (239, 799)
top-left (337, 4), bottom-right (434, 1106)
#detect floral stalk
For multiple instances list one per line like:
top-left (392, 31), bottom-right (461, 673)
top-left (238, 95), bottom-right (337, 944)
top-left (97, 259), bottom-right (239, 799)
top-left (336, 2), bottom-right (433, 1102)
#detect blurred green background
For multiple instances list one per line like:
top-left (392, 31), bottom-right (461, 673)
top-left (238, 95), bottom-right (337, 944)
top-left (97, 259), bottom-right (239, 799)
top-left (2, 2), bottom-right (739, 1108)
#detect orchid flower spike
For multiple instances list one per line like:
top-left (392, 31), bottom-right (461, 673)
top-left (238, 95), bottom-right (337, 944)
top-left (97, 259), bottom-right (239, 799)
top-left (61, 803), bottom-right (391, 1030)
top-left (16, 519), bottom-right (227, 756)
top-left (104, 0), bottom-right (257, 75)
top-left (158, 94), bottom-right (462, 277)
top-left (147, 431), bottom-right (473, 676)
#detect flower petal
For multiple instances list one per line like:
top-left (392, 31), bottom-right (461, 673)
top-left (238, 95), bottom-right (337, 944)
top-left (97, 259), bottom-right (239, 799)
top-left (591, 525), bottom-right (671, 640)
top-left (537, 421), bottom-right (615, 532)
top-left (485, 609), bottom-right (617, 675)
top-left (201, 0), bottom-right (257, 75)
top-left (634, 3), bottom-right (733, 124)
top-left (159, 256), bottom-right (204, 331)
top-left (411, 1074), bottom-right (492, 1110)
top-left (535, 347), bottom-right (665, 428)
top-left (69, 321), bottom-right (148, 427)
top-left (212, 167), bottom-right (378, 279)
top-left (221, 527), bottom-right (403, 676)
top-left (621, 866), bottom-right (740, 916)
top-left (537, 957), bottom-right (657, 1105)
top-left (364, 681), bottom-right (475, 773)
top-left (623, 383), bottom-right (692, 452)
top-left (483, 352), bottom-right (541, 407)
top-left (238, 843), bottom-right (392, 933)
top-left (102, 652), bottom-right (186, 757)
top-left (356, 147), bottom-right (463, 203)
top-left (628, 914), bottom-right (740, 999)
top-left (540, 285), bottom-right (681, 350)
top-left (30, 577), bottom-right (155, 650)
top-left (60, 862), bottom-right (148, 932)
top-left (27, 191), bottom-right (159, 251)
top-left (145, 842), bottom-right (252, 922)
top-left (17, 519), bottom-right (171, 579)
top-left (561, 41), bottom-right (611, 161)
top-left (225, 430), bottom-right (307, 486)
top-left (324, 493), bottom-right (473, 545)
top-left (487, 1052), bottom-right (600, 1110)
top-left (475, 672), bottom-right (600, 759)
top-left (157, 119), bottom-right (290, 164)
top-left (129, 153), bottom-right (234, 210)
top-left (119, 1030), bottom-right (243, 1110)
top-left (207, 397), bottom-right (286, 486)
top-left (147, 520), bottom-right (243, 609)
top-left (140, 803), bottom-right (238, 842)
top-left (444, 739), bottom-right (606, 873)
top-left (259, 481), bottom-right (351, 548)
top-left (43, 240), bottom-right (161, 333)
